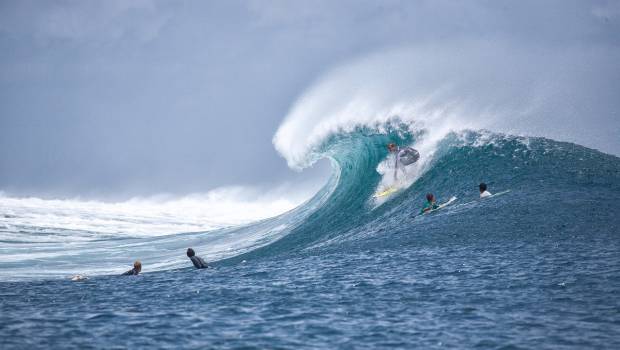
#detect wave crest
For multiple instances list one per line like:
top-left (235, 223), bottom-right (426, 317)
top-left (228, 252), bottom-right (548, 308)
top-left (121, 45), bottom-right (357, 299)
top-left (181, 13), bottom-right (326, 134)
top-left (273, 42), bottom-right (620, 169)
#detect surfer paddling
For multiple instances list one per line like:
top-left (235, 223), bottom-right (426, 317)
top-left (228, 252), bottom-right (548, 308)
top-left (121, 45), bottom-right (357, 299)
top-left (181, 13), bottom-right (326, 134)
top-left (387, 143), bottom-right (420, 181)
top-left (420, 193), bottom-right (439, 214)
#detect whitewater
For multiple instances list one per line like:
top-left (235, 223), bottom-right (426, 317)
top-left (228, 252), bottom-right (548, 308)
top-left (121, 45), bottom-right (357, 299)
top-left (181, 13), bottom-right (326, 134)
top-left (1, 45), bottom-right (619, 349)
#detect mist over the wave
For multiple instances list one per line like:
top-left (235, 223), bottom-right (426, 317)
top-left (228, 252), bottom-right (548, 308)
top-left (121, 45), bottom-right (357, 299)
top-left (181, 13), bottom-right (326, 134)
top-left (274, 43), bottom-right (620, 170)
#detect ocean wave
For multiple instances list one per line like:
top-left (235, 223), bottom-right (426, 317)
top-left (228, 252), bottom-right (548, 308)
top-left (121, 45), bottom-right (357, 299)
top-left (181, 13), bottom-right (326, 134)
top-left (1, 127), bottom-right (619, 281)
top-left (2, 42), bottom-right (620, 281)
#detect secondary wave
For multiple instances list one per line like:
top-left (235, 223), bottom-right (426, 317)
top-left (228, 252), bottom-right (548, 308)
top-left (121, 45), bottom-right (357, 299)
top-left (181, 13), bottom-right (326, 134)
top-left (0, 184), bottom-right (330, 280)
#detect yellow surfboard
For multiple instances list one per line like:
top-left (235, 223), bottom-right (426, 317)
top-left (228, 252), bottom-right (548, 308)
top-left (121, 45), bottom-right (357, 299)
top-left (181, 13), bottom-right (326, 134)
top-left (373, 187), bottom-right (398, 198)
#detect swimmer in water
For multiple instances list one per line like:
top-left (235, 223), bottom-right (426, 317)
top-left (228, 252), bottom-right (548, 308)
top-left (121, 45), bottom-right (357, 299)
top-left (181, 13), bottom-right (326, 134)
top-left (187, 248), bottom-right (209, 269)
top-left (479, 183), bottom-right (492, 198)
top-left (121, 261), bottom-right (142, 276)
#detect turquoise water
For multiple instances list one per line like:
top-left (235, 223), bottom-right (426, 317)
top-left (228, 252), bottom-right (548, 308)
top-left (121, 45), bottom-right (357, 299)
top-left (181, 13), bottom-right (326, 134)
top-left (1, 130), bottom-right (619, 349)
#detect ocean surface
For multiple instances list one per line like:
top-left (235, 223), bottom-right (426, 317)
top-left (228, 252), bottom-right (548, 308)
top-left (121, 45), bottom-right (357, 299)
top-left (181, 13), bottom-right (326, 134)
top-left (1, 129), bottom-right (620, 349)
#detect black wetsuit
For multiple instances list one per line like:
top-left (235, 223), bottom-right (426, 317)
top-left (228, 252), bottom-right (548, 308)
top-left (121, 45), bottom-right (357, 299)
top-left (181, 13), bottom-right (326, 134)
top-left (189, 256), bottom-right (209, 269)
top-left (122, 268), bottom-right (140, 276)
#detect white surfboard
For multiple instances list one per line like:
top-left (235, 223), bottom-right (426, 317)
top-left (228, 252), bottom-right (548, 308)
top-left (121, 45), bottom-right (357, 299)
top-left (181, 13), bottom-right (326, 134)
top-left (434, 196), bottom-right (457, 210)
top-left (413, 196), bottom-right (457, 217)
top-left (483, 189), bottom-right (511, 198)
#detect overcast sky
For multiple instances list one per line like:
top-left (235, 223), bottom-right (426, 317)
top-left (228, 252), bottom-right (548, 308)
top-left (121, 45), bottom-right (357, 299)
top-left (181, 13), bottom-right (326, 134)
top-left (1, 0), bottom-right (619, 199)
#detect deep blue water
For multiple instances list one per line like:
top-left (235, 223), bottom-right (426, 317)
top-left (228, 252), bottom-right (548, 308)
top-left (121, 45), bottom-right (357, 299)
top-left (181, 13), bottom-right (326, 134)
top-left (1, 131), bottom-right (619, 349)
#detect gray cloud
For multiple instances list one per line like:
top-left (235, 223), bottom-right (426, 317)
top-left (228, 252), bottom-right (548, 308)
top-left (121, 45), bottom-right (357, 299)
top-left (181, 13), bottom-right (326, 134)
top-left (0, 0), bottom-right (167, 44)
top-left (592, 0), bottom-right (620, 20)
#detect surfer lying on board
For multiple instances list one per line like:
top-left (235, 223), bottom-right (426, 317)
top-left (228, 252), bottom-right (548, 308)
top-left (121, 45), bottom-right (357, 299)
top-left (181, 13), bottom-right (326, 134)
top-left (420, 193), bottom-right (439, 214)
top-left (187, 248), bottom-right (209, 269)
top-left (387, 143), bottom-right (420, 181)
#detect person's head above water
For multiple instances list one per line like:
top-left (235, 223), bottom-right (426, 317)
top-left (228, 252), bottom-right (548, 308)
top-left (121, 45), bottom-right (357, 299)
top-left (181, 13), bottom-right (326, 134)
top-left (186, 247), bottom-right (208, 269)
top-left (387, 143), bottom-right (397, 152)
top-left (479, 183), bottom-right (487, 193)
top-left (426, 193), bottom-right (435, 202)
top-left (133, 260), bottom-right (142, 272)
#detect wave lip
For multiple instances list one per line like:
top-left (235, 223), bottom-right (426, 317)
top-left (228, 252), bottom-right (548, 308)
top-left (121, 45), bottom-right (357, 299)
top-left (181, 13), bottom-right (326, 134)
top-left (274, 43), bottom-right (620, 170)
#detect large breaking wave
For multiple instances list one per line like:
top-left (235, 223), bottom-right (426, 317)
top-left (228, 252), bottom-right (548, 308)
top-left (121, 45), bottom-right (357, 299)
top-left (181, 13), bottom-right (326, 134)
top-left (1, 43), bottom-right (619, 281)
top-left (4, 125), bottom-right (617, 281)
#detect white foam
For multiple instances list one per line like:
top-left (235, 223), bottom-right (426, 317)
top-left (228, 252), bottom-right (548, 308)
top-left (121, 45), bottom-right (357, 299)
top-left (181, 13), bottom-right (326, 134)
top-left (0, 184), bottom-right (315, 240)
top-left (0, 182), bottom-right (332, 280)
top-left (273, 42), bottom-right (620, 169)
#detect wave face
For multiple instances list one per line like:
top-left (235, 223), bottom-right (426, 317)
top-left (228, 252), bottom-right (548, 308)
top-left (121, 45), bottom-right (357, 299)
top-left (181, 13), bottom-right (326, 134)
top-left (231, 127), bottom-right (620, 261)
top-left (251, 43), bottom-right (620, 267)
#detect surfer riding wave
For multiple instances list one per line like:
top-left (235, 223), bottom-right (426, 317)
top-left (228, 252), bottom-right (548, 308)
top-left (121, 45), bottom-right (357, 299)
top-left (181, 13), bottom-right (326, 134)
top-left (387, 143), bottom-right (420, 181)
